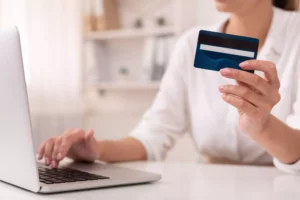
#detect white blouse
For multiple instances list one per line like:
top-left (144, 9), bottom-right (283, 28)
top-left (131, 7), bottom-right (300, 173)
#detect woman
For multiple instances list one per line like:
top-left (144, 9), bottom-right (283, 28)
top-left (38, 0), bottom-right (300, 173)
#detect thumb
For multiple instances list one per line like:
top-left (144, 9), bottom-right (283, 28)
top-left (84, 130), bottom-right (99, 159)
top-left (85, 129), bottom-right (95, 145)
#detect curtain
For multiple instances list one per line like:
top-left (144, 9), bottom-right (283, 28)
top-left (0, 0), bottom-right (83, 147)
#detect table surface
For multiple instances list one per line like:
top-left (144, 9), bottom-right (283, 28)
top-left (1, 162), bottom-right (300, 200)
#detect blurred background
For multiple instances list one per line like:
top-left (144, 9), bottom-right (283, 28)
top-left (0, 0), bottom-right (226, 161)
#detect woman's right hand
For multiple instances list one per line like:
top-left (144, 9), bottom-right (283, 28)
top-left (37, 129), bottom-right (100, 169)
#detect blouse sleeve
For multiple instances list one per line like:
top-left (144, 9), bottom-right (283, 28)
top-left (129, 33), bottom-right (192, 161)
top-left (274, 159), bottom-right (300, 174)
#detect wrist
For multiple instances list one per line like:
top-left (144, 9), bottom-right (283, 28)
top-left (260, 114), bottom-right (274, 137)
top-left (248, 114), bottom-right (274, 141)
top-left (97, 140), bottom-right (107, 161)
top-left (97, 140), bottom-right (117, 162)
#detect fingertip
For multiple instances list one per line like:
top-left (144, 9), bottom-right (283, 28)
top-left (222, 93), bottom-right (228, 100)
top-left (54, 161), bottom-right (58, 168)
top-left (51, 161), bottom-right (54, 169)
top-left (55, 161), bottom-right (60, 169)
top-left (239, 61), bottom-right (249, 68)
top-left (90, 131), bottom-right (95, 137)
top-left (38, 146), bottom-right (45, 159)
top-left (57, 153), bottom-right (62, 161)
top-left (220, 68), bottom-right (232, 76)
top-left (218, 85), bottom-right (225, 92)
top-left (51, 160), bottom-right (57, 169)
top-left (86, 130), bottom-right (94, 138)
top-left (45, 157), bottom-right (51, 166)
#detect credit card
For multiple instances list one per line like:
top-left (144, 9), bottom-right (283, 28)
top-left (194, 30), bottom-right (259, 73)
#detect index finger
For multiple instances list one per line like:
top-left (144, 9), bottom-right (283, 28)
top-left (220, 68), bottom-right (270, 95)
top-left (240, 60), bottom-right (280, 89)
top-left (38, 142), bottom-right (46, 160)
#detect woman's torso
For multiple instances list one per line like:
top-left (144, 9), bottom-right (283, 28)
top-left (184, 7), bottom-right (300, 164)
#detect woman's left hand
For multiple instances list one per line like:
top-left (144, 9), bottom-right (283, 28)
top-left (219, 60), bottom-right (281, 136)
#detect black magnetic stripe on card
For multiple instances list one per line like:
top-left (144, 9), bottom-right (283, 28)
top-left (198, 33), bottom-right (259, 52)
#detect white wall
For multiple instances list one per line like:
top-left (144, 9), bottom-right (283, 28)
top-left (27, 0), bottom-right (84, 148)
top-left (0, 0), bottom-right (84, 149)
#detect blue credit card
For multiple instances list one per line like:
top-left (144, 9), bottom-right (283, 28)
top-left (194, 30), bottom-right (259, 73)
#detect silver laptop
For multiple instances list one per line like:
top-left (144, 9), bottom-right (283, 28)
top-left (0, 27), bottom-right (161, 193)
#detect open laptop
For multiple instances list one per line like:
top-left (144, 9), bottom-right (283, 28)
top-left (0, 27), bottom-right (161, 193)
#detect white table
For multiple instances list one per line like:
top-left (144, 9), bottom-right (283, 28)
top-left (1, 162), bottom-right (300, 200)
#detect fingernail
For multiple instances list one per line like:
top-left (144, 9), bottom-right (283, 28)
top-left (36, 154), bottom-right (40, 160)
top-left (240, 61), bottom-right (249, 68)
top-left (222, 94), bottom-right (228, 100)
top-left (57, 153), bottom-right (62, 160)
top-left (51, 161), bottom-right (56, 168)
top-left (45, 157), bottom-right (50, 165)
top-left (220, 68), bottom-right (231, 76)
top-left (219, 85), bottom-right (225, 91)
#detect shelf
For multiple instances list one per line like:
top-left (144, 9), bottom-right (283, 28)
top-left (85, 26), bottom-right (176, 41)
top-left (89, 81), bottom-right (161, 91)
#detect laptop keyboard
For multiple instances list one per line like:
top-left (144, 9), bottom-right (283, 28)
top-left (38, 166), bottom-right (109, 185)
